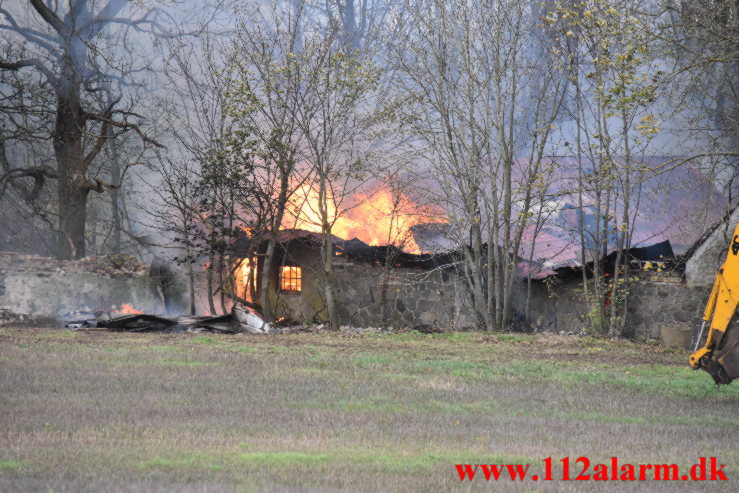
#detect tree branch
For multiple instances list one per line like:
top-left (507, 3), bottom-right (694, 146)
top-left (83, 120), bottom-right (111, 167)
top-left (0, 8), bottom-right (58, 53)
top-left (0, 133), bottom-right (59, 204)
top-left (87, 161), bottom-right (135, 193)
top-left (28, 0), bottom-right (69, 36)
top-left (82, 8), bottom-right (159, 34)
top-left (0, 58), bottom-right (59, 87)
top-left (79, 0), bottom-right (133, 37)
top-left (83, 111), bottom-right (165, 148)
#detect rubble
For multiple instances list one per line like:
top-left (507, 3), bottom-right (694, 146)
top-left (410, 324), bottom-right (443, 334)
top-left (61, 310), bottom-right (97, 329)
top-left (95, 303), bottom-right (271, 335)
top-left (339, 325), bottom-right (383, 334)
top-left (75, 254), bottom-right (148, 277)
top-left (97, 313), bottom-right (179, 332)
top-left (0, 308), bottom-right (55, 327)
top-left (233, 303), bottom-right (271, 334)
top-left (0, 308), bottom-right (31, 327)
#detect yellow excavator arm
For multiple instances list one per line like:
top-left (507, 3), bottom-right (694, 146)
top-left (689, 220), bottom-right (739, 385)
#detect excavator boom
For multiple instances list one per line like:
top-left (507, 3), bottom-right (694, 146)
top-left (689, 220), bottom-right (739, 385)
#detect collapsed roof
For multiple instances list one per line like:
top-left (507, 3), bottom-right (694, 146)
top-left (520, 157), bottom-right (728, 270)
top-left (412, 157), bottom-right (730, 273)
top-left (259, 229), bottom-right (459, 270)
top-left (237, 157), bottom-right (731, 280)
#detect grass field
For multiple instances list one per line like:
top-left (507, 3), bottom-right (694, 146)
top-left (1, 326), bottom-right (738, 492)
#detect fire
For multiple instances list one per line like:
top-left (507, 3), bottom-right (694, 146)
top-left (332, 190), bottom-right (431, 253)
top-left (235, 257), bottom-right (258, 302)
top-left (114, 303), bottom-right (143, 314)
top-left (285, 184), bottom-right (441, 254)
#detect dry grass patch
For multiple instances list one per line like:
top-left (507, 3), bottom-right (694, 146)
top-left (0, 327), bottom-right (737, 491)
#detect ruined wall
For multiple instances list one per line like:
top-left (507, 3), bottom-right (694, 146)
top-left (267, 242), bottom-right (330, 323)
top-left (269, 245), bottom-right (475, 328)
top-left (0, 252), bottom-right (167, 317)
top-left (684, 207), bottom-right (739, 286)
top-left (331, 260), bottom-right (474, 328)
top-left (520, 273), bottom-right (708, 340)
top-left (267, 241), bottom-right (712, 336)
top-left (513, 277), bottom-right (588, 333)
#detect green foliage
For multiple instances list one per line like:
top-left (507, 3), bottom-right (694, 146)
top-left (548, 0), bottom-right (660, 134)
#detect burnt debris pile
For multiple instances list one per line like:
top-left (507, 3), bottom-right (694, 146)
top-left (63, 303), bottom-right (272, 335)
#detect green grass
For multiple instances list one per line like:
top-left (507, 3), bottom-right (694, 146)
top-left (159, 358), bottom-right (214, 367)
top-left (0, 327), bottom-right (737, 492)
top-left (239, 452), bottom-right (331, 466)
top-left (140, 453), bottom-right (225, 472)
top-left (0, 460), bottom-right (23, 471)
top-left (146, 345), bottom-right (180, 352)
top-left (190, 336), bottom-right (216, 345)
top-left (134, 448), bottom-right (536, 477)
top-left (230, 345), bottom-right (257, 353)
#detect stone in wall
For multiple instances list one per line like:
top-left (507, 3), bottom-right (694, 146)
top-left (513, 277), bottom-right (590, 334)
top-left (625, 282), bottom-right (708, 339)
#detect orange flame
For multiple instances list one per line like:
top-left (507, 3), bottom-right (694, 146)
top-left (114, 303), bottom-right (144, 314)
top-left (234, 257), bottom-right (258, 302)
top-left (284, 184), bottom-right (441, 254)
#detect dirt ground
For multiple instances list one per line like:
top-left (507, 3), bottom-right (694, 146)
top-left (0, 326), bottom-right (737, 492)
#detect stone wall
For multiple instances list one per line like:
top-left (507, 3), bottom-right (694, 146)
top-left (623, 281), bottom-right (708, 339)
top-left (520, 273), bottom-right (709, 340)
top-left (265, 240), bottom-right (717, 337)
top-left (332, 261), bottom-right (474, 328)
top-left (0, 252), bottom-right (168, 317)
top-left (269, 244), bottom-right (474, 328)
top-left (512, 277), bottom-right (588, 333)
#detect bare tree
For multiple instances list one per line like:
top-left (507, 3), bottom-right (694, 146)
top-left (548, 0), bottom-right (663, 335)
top-left (144, 156), bottom-right (200, 316)
top-left (653, 0), bottom-right (738, 199)
top-left (225, 4), bottom-right (314, 323)
top-left (290, 36), bottom-right (381, 329)
top-left (0, 1), bottom-right (179, 259)
top-left (391, 0), bottom-right (566, 330)
top-left (297, 0), bottom-right (395, 50)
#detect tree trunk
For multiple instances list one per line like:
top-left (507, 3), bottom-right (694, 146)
top-left (57, 182), bottom-right (88, 260)
top-left (322, 227), bottom-right (339, 329)
top-left (206, 254), bottom-right (217, 315)
top-left (218, 254), bottom-right (228, 315)
top-left (108, 123), bottom-right (121, 254)
top-left (468, 219), bottom-right (490, 330)
top-left (53, 88), bottom-right (89, 260)
top-left (260, 238), bottom-right (277, 322)
top-left (260, 168), bottom-right (290, 323)
top-left (322, 230), bottom-right (339, 330)
top-left (379, 271), bottom-right (389, 323)
top-left (187, 261), bottom-right (196, 316)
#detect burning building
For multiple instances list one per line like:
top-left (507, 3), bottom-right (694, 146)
top-left (235, 229), bottom-right (475, 328)
top-left (231, 158), bottom-right (733, 336)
